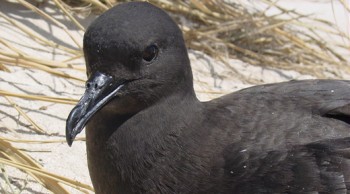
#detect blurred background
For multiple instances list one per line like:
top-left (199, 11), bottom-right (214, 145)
top-left (0, 0), bottom-right (349, 193)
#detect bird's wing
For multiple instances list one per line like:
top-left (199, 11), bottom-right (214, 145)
top-left (208, 80), bottom-right (350, 193)
top-left (221, 137), bottom-right (350, 193)
top-left (213, 80), bottom-right (350, 138)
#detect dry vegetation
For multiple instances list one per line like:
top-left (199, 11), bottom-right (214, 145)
top-left (0, 0), bottom-right (349, 193)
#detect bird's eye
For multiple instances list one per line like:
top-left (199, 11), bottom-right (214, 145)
top-left (142, 44), bottom-right (158, 62)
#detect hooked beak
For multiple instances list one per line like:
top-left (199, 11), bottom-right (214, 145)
top-left (66, 72), bottom-right (124, 146)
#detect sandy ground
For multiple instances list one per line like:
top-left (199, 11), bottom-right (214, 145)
top-left (0, 0), bottom-right (349, 193)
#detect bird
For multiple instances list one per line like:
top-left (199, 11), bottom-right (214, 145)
top-left (66, 2), bottom-right (350, 194)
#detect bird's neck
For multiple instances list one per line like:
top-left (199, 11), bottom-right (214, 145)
top-left (86, 91), bottom-right (202, 193)
top-left (86, 85), bottom-right (198, 141)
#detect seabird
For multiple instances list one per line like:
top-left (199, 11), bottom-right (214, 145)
top-left (66, 2), bottom-right (350, 193)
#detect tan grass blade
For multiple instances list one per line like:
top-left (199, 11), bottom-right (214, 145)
top-left (0, 90), bottom-right (78, 105)
top-left (53, 0), bottom-right (86, 31)
top-left (83, 0), bottom-right (109, 11)
top-left (0, 158), bottom-right (94, 193)
top-left (0, 12), bottom-right (78, 54)
top-left (0, 139), bottom-right (69, 193)
top-left (0, 137), bottom-right (86, 144)
top-left (0, 63), bottom-right (10, 72)
top-left (0, 49), bottom-right (84, 70)
top-left (16, 0), bottom-right (82, 49)
top-left (3, 96), bottom-right (47, 134)
top-left (0, 56), bottom-right (85, 82)
top-left (0, 139), bottom-right (93, 193)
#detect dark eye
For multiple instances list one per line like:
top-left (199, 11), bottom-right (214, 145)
top-left (142, 44), bottom-right (158, 62)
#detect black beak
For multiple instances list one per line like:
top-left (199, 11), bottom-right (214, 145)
top-left (66, 72), bottom-right (124, 146)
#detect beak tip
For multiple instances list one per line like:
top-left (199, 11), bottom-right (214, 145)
top-left (66, 121), bottom-right (76, 147)
top-left (66, 107), bottom-right (81, 147)
top-left (66, 136), bottom-right (73, 146)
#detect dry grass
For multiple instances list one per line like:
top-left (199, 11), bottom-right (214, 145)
top-left (0, 138), bottom-right (93, 194)
top-left (0, 0), bottom-right (349, 193)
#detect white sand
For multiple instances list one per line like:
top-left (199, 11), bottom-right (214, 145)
top-left (0, 0), bottom-right (349, 193)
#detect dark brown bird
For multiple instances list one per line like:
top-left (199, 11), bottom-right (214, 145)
top-left (66, 2), bottom-right (350, 193)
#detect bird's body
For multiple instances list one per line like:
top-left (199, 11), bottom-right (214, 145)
top-left (66, 2), bottom-right (350, 193)
top-left (86, 80), bottom-right (350, 193)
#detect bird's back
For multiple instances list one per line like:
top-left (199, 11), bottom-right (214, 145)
top-left (201, 80), bottom-right (350, 193)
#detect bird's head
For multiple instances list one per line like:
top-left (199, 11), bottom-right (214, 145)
top-left (66, 2), bottom-right (194, 146)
